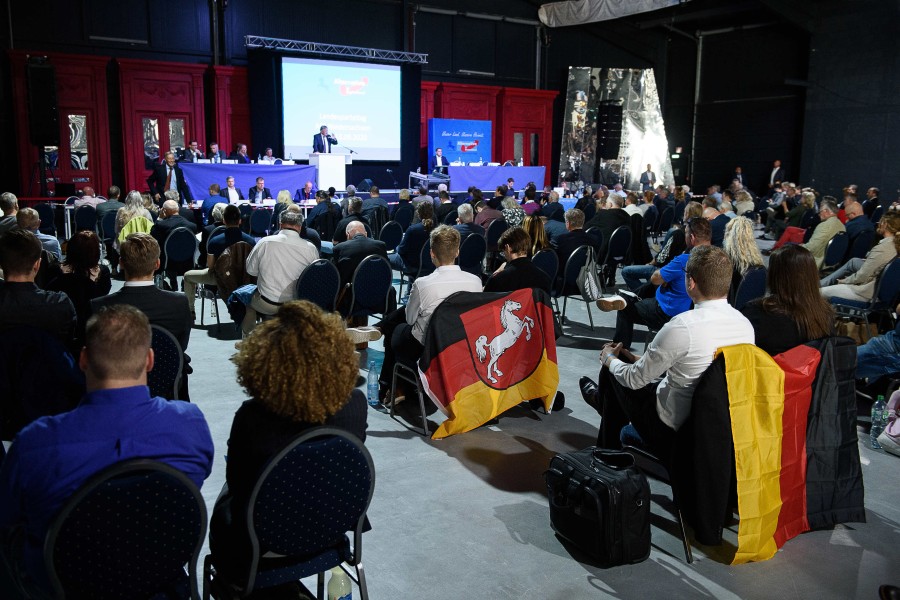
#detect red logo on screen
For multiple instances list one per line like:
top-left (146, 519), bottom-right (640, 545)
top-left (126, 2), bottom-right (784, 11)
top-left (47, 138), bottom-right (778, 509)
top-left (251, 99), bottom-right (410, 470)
top-left (338, 77), bottom-right (369, 96)
top-left (457, 140), bottom-right (479, 152)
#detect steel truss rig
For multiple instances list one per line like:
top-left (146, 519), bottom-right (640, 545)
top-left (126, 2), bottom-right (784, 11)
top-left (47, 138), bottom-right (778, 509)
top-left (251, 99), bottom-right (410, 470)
top-left (244, 36), bottom-right (428, 65)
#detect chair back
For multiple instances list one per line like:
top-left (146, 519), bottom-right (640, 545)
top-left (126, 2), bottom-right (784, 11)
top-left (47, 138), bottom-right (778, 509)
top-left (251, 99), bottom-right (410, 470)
top-left (366, 205), bottom-right (389, 235)
top-left (34, 202), bottom-right (57, 236)
top-left (532, 249), bottom-right (559, 284)
top-left (800, 209), bottom-right (818, 230)
top-left (605, 225), bottom-right (632, 267)
top-left (560, 245), bottom-right (590, 295)
top-left (485, 219), bottom-right (507, 251)
top-left (246, 428), bottom-right (373, 587)
top-left (296, 258), bottom-right (340, 313)
top-left (847, 228), bottom-right (875, 260)
top-left (656, 207), bottom-right (674, 234)
top-left (584, 226), bottom-right (604, 251)
top-left (162, 227), bottom-right (199, 272)
top-left (872, 205), bottom-right (884, 222)
top-left (378, 220), bottom-right (403, 252)
top-left (733, 266), bottom-right (767, 310)
top-left (393, 203), bottom-right (414, 231)
top-left (74, 205), bottom-right (97, 232)
top-left (314, 204), bottom-right (341, 241)
top-left (64, 196), bottom-right (78, 206)
top-left (100, 211), bottom-right (118, 242)
top-left (417, 239), bottom-right (436, 278)
top-left (458, 233), bottom-right (486, 277)
top-left (249, 208), bottom-right (272, 237)
top-left (643, 205), bottom-right (659, 233)
top-left (442, 209), bottom-right (458, 225)
top-left (148, 325), bottom-right (184, 400)
top-left (346, 254), bottom-right (393, 318)
top-left (873, 258), bottom-right (900, 307)
top-left (238, 203), bottom-right (254, 233)
top-left (822, 232), bottom-right (848, 271)
top-left (45, 459), bottom-right (206, 600)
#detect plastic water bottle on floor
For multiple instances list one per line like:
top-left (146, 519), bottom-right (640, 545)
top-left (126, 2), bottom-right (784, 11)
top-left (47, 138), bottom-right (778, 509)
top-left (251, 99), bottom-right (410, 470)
top-left (367, 361), bottom-right (379, 407)
top-left (327, 567), bottom-right (351, 600)
top-left (871, 395), bottom-right (886, 449)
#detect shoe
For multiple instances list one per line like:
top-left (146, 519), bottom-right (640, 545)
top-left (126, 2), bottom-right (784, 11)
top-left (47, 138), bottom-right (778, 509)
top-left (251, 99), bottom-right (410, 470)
top-left (346, 326), bottom-right (382, 344)
top-left (579, 376), bottom-right (601, 412)
top-left (552, 391), bottom-right (565, 411)
top-left (762, 248), bottom-right (773, 256)
top-left (596, 295), bottom-right (626, 311)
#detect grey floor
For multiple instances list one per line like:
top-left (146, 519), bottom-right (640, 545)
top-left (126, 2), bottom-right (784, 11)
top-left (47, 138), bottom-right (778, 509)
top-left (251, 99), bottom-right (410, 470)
top-left (174, 233), bottom-right (899, 600)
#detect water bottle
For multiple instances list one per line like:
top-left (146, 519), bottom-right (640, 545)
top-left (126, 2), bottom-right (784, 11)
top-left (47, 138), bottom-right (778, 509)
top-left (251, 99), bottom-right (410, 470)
top-left (367, 361), bottom-right (379, 407)
top-left (327, 567), bottom-right (352, 600)
top-left (257, 153), bottom-right (261, 162)
top-left (871, 395), bottom-right (886, 449)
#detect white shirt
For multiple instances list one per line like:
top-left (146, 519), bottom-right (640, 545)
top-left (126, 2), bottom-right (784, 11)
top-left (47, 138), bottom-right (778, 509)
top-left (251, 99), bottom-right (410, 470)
top-left (245, 229), bottom-right (319, 303)
top-left (623, 204), bottom-right (642, 216)
top-left (608, 298), bottom-right (754, 431)
top-left (406, 265), bottom-right (482, 343)
top-left (226, 188), bottom-right (240, 204)
top-left (259, 156), bottom-right (277, 164)
top-left (770, 167), bottom-right (780, 184)
top-left (74, 196), bottom-right (103, 208)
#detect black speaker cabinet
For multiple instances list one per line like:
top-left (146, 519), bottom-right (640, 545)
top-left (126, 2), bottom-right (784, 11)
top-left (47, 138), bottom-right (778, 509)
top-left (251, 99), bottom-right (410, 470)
top-left (27, 61), bottom-right (60, 147)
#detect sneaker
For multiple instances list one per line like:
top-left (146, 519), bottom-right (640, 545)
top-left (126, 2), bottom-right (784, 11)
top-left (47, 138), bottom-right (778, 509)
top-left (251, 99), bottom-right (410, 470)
top-left (596, 295), bottom-right (626, 311)
top-left (346, 326), bottom-right (382, 344)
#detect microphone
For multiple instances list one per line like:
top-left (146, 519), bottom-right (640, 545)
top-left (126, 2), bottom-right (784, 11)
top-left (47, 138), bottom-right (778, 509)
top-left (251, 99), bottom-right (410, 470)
top-left (386, 169), bottom-right (393, 173)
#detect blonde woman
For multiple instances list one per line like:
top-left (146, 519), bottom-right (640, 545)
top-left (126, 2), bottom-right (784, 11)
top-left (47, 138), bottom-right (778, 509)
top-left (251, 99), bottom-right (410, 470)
top-left (114, 190), bottom-right (153, 239)
top-left (724, 216), bottom-right (764, 301)
top-left (523, 214), bottom-right (551, 258)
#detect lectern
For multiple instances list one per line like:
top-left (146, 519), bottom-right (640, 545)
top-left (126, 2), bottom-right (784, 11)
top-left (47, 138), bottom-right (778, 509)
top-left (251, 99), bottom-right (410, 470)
top-left (309, 153), bottom-right (351, 191)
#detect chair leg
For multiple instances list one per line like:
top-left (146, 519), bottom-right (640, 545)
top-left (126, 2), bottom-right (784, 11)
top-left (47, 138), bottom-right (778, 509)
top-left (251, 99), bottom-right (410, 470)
top-left (562, 295), bottom-right (568, 324)
top-left (202, 555), bottom-right (212, 600)
top-left (675, 508), bottom-right (694, 564)
top-left (585, 300), bottom-right (594, 331)
top-left (356, 563), bottom-right (369, 600)
top-left (200, 286), bottom-right (206, 326)
top-left (389, 365), bottom-right (399, 418)
top-left (317, 571), bottom-right (326, 599)
top-left (415, 375), bottom-right (428, 436)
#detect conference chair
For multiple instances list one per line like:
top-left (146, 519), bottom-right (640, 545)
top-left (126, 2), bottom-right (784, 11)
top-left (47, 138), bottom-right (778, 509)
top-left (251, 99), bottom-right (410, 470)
top-left (457, 232), bottom-right (487, 278)
top-left (442, 209), bottom-right (458, 225)
top-left (296, 258), bottom-right (341, 313)
top-left (601, 226), bottom-right (632, 293)
top-left (202, 428), bottom-right (374, 600)
top-left (653, 207), bottom-right (674, 242)
top-left (847, 228), bottom-right (875, 261)
top-left (100, 210), bottom-right (117, 242)
top-left (831, 257), bottom-right (900, 339)
top-left (44, 460), bottom-right (207, 600)
top-left (148, 325), bottom-right (184, 400)
top-left (342, 255), bottom-right (393, 320)
top-left (484, 219), bottom-right (508, 271)
top-left (378, 220), bottom-right (403, 253)
top-left (551, 245), bottom-right (594, 330)
top-left (389, 345), bottom-right (432, 437)
top-left (238, 203), bottom-right (253, 233)
top-left (732, 266), bottom-right (767, 310)
top-left (73, 205), bottom-right (97, 233)
top-left (398, 241), bottom-right (435, 300)
top-left (820, 232), bottom-right (849, 274)
top-left (641, 205), bottom-right (659, 240)
top-left (531, 249), bottom-right (559, 285)
top-left (249, 208), bottom-right (272, 238)
top-left (392, 203), bottom-right (414, 231)
top-left (157, 227), bottom-right (199, 290)
top-left (34, 202), bottom-right (57, 237)
top-left (366, 205), bottom-right (389, 235)
top-left (872, 205), bottom-right (884, 223)
top-left (584, 226), bottom-right (604, 254)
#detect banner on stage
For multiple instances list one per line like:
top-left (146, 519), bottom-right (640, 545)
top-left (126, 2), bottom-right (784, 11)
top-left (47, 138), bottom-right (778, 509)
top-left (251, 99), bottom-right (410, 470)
top-left (428, 119), bottom-right (492, 164)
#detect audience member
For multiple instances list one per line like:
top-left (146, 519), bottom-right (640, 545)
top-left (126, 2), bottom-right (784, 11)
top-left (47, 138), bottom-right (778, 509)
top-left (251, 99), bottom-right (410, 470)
top-left (209, 301), bottom-right (364, 595)
top-left (46, 230), bottom-right (111, 342)
top-left (856, 303), bottom-right (900, 381)
top-left (95, 185), bottom-right (125, 225)
top-left (621, 202), bottom-right (701, 293)
top-left (242, 210), bottom-right (318, 335)
top-left (843, 198), bottom-right (875, 244)
top-left (73, 186), bottom-right (102, 208)
top-left (453, 203), bottom-right (484, 242)
top-left (0, 304), bottom-right (213, 595)
top-left (802, 198), bottom-right (846, 268)
top-left (501, 196), bottom-right (525, 228)
top-left (484, 227), bottom-right (552, 294)
top-left (0, 192), bottom-right (19, 235)
top-left (583, 245), bottom-right (754, 454)
top-left (201, 183), bottom-right (223, 224)
top-left (150, 199), bottom-right (198, 288)
top-left (585, 193), bottom-right (629, 258)
top-left (521, 187), bottom-right (541, 216)
top-left (541, 190), bottom-right (565, 222)
top-left (114, 190), bottom-right (153, 241)
top-left (435, 190), bottom-right (456, 223)
top-left (15, 207), bottom-right (61, 260)
top-left (554, 208), bottom-right (595, 271)
top-left (376, 226), bottom-right (482, 401)
top-left (361, 185), bottom-right (389, 220)
top-left (741, 245), bottom-right (834, 356)
top-left (0, 229), bottom-right (76, 344)
top-left (820, 211), bottom-right (898, 303)
top-left (474, 200), bottom-right (503, 230)
top-left (523, 214), bottom-right (551, 258)
top-left (333, 221), bottom-right (390, 312)
top-left (723, 216), bottom-right (764, 301)
top-left (332, 197), bottom-right (368, 245)
top-left (596, 217), bottom-right (711, 350)
top-left (390, 202), bottom-right (435, 272)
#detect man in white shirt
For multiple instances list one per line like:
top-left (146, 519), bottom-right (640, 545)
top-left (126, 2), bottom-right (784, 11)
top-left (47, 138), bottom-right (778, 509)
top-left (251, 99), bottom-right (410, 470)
top-left (582, 245), bottom-right (754, 456)
top-left (73, 186), bottom-right (102, 208)
top-left (220, 176), bottom-right (244, 204)
top-left (258, 148), bottom-right (277, 164)
top-left (242, 210), bottom-right (319, 334)
top-left (375, 225), bottom-right (482, 401)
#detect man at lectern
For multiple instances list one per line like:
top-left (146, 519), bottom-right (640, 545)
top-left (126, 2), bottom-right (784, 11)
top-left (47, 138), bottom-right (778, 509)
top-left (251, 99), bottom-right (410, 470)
top-left (313, 125), bottom-right (338, 154)
top-left (430, 147), bottom-right (448, 174)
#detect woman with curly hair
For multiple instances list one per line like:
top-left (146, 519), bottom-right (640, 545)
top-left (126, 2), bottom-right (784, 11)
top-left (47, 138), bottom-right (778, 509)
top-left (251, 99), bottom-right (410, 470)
top-left (501, 196), bottom-right (525, 228)
top-left (523, 214), bottom-right (551, 258)
top-left (723, 216), bottom-right (764, 302)
top-left (209, 301), bottom-right (366, 594)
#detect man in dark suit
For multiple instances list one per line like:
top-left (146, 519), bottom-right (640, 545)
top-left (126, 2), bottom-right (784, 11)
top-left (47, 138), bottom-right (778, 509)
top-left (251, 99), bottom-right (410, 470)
top-left (149, 151), bottom-right (189, 205)
top-left (181, 140), bottom-right (204, 162)
top-left (768, 159), bottom-right (785, 190)
top-left (554, 208), bottom-right (597, 271)
top-left (430, 147), bottom-right (448, 174)
top-left (150, 200), bottom-right (198, 288)
top-left (541, 191), bottom-right (565, 222)
top-left (207, 142), bottom-right (226, 163)
top-left (452, 203), bottom-right (485, 243)
top-left (219, 176), bottom-right (245, 203)
top-left (313, 125), bottom-right (338, 154)
top-left (247, 177), bottom-right (272, 203)
top-left (585, 194), bottom-right (630, 258)
top-left (733, 166), bottom-right (745, 186)
top-left (90, 233), bottom-right (193, 398)
top-left (332, 220), bottom-right (391, 314)
top-left (640, 164), bottom-right (656, 191)
top-left (333, 197), bottom-right (368, 244)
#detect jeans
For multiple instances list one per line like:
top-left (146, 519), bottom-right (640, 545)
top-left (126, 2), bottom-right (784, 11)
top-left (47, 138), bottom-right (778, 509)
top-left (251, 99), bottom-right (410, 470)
top-left (622, 264), bottom-right (656, 292)
top-left (820, 258), bottom-right (863, 287)
top-left (857, 331), bottom-right (900, 380)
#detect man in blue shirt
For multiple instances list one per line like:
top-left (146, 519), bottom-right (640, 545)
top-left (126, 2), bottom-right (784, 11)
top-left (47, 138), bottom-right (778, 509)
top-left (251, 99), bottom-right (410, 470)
top-left (201, 183), bottom-right (224, 224)
top-left (597, 217), bottom-right (711, 350)
top-left (0, 304), bottom-right (214, 594)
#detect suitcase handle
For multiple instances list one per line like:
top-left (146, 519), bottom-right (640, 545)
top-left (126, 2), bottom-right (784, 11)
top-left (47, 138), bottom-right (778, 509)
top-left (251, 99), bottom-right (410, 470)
top-left (590, 449), bottom-right (635, 471)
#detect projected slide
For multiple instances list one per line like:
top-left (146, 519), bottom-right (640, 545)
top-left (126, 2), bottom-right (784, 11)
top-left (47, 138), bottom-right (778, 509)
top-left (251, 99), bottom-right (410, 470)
top-left (282, 57), bottom-right (401, 161)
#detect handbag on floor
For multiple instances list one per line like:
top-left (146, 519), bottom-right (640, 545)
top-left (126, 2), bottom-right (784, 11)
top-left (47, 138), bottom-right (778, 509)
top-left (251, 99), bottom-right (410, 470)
top-left (544, 447), bottom-right (651, 565)
top-left (576, 249), bottom-right (602, 302)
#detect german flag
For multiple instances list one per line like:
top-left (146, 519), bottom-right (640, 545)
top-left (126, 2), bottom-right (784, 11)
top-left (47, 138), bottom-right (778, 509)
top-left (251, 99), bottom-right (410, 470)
top-left (418, 288), bottom-right (559, 439)
top-left (715, 341), bottom-right (864, 564)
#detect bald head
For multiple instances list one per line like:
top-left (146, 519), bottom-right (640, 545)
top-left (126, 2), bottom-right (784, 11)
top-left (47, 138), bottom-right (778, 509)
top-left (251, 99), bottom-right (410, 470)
top-left (162, 200), bottom-right (179, 216)
top-left (346, 221), bottom-right (366, 238)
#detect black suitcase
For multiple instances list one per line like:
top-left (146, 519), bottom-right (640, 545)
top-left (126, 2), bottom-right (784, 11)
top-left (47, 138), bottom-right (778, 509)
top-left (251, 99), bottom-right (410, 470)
top-left (544, 447), bottom-right (651, 565)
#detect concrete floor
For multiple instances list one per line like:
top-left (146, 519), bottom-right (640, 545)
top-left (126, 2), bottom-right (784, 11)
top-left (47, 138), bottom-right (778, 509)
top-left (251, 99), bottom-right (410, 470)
top-left (176, 233), bottom-right (899, 600)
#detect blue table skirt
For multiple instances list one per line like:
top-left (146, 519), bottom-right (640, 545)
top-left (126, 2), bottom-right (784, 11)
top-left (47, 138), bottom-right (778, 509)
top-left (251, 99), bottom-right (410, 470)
top-left (447, 165), bottom-right (546, 192)
top-left (181, 163), bottom-right (317, 200)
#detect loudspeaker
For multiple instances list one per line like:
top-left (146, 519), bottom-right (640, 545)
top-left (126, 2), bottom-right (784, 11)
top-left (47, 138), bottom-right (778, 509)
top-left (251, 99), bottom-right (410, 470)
top-left (596, 101), bottom-right (623, 160)
top-left (357, 178), bottom-right (373, 192)
top-left (27, 61), bottom-right (60, 147)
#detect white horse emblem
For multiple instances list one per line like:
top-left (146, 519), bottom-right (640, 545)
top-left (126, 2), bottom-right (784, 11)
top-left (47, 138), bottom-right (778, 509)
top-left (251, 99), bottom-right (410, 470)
top-left (475, 300), bottom-right (535, 384)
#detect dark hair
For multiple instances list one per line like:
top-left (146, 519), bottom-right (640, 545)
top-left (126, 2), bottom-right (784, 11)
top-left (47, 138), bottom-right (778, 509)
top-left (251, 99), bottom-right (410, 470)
top-left (64, 230), bottom-right (101, 275)
top-left (685, 245), bottom-right (732, 299)
top-left (223, 204), bottom-right (241, 226)
top-left (498, 226), bottom-right (530, 255)
top-left (0, 228), bottom-right (41, 276)
top-left (369, 185), bottom-right (380, 196)
top-left (762, 245), bottom-right (833, 340)
top-left (684, 216), bottom-right (711, 243)
top-left (416, 200), bottom-right (435, 231)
